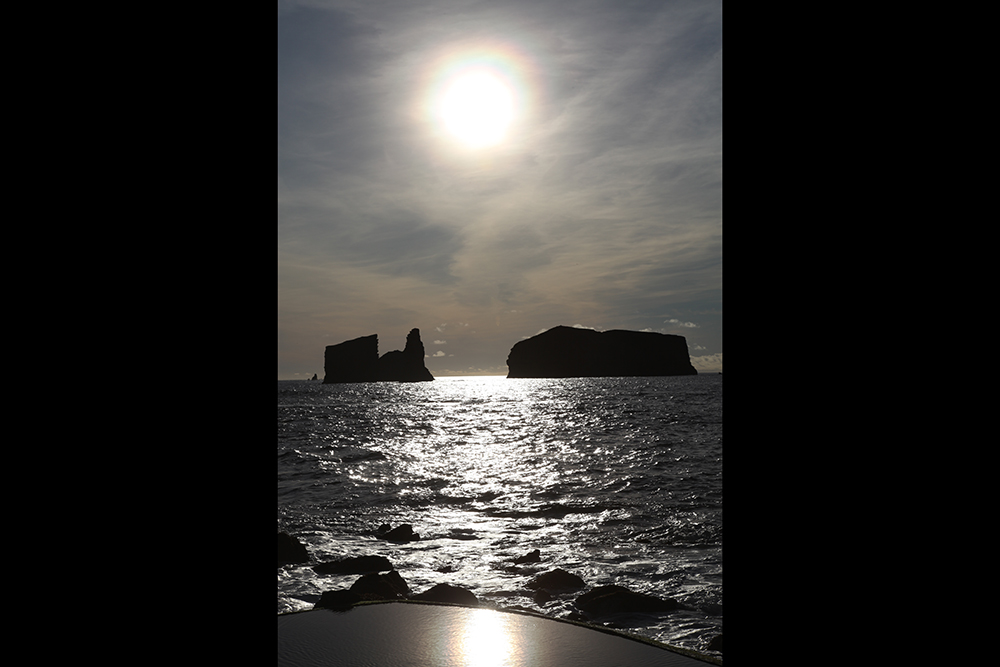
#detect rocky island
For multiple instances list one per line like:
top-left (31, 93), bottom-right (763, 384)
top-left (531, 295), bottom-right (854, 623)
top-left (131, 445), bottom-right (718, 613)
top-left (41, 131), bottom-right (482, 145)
top-left (506, 325), bottom-right (697, 378)
top-left (323, 328), bottom-right (434, 383)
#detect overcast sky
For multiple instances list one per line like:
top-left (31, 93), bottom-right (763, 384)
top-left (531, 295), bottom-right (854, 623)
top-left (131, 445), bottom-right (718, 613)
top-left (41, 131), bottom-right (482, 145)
top-left (278, 0), bottom-right (721, 378)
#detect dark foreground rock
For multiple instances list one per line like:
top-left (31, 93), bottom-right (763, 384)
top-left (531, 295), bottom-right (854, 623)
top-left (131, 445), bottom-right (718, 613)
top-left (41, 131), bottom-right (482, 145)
top-left (315, 589), bottom-right (361, 611)
top-left (411, 583), bottom-right (479, 607)
top-left (323, 328), bottom-right (434, 383)
top-left (312, 555), bottom-right (394, 575)
top-left (574, 585), bottom-right (680, 617)
top-left (349, 571), bottom-right (410, 601)
top-left (277, 532), bottom-right (310, 566)
top-left (525, 568), bottom-right (587, 593)
top-left (707, 634), bottom-right (723, 652)
top-left (506, 325), bottom-right (697, 378)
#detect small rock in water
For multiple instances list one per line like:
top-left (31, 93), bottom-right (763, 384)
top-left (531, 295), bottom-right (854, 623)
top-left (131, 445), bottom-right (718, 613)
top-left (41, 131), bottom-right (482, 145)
top-left (350, 571), bottom-right (410, 600)
top-left (378, 524), bottom-right (421, 542)
top-left (513, 549), bottom-right (541, 564)
top-left (574, 585), bottom-right (680, 617)
top-left (278, 532), bottom-right (310, 566)
top-left (525, 568), bottom-right (586, 592)
top-left (412, 583), bottom-right (479, 607)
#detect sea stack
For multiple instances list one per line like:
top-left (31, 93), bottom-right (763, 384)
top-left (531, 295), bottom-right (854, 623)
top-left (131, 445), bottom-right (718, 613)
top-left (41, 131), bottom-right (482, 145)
top-left (377, 328), bottom-right (434, 382)
top-left (506, 325), bottom-right (697, 378)
top-left (323, 329), bottom-right (434, 383)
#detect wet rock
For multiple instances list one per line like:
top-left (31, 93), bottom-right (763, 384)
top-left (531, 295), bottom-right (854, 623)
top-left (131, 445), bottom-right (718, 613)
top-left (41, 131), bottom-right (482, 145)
top-left (277, 532), bottom-right (310, 566)
top-left (574, 585), bottom-right (680, 618)
top-left (314, 589), bottom-right (361, 611)
top-left (525, 568), bottom-right (587, 593)
top-left (349, 571), bottom-right (410, 600)
top-left (513, 549), bottom-right (541, 564)
top-left (532, 589), bottom-right (553, 606)
top-left (378, 524), bottom-right (420, 542)
top-left (312, 555), bottom-right (394, 575)
top-left (412, 583), bottom-right (479, 607)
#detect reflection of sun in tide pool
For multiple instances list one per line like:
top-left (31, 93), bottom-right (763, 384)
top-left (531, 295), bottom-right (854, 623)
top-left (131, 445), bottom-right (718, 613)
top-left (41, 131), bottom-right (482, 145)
top-left (437, 69), bottom-right (514, 148)
top-left (458, 609), bottom-right (516, 667)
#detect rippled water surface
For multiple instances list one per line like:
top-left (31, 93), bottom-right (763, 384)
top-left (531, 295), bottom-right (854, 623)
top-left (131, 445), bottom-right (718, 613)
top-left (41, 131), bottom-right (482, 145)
top-left (278, 374), bottom-right (721, 655)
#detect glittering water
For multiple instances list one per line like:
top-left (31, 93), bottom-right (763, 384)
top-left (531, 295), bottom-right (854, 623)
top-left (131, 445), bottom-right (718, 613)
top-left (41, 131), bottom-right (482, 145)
top-left (278, 374), bottom-right (721, 654)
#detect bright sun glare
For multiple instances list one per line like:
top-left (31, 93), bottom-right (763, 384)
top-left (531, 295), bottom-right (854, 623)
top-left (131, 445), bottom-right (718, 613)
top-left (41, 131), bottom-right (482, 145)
top-left (438, 69), bottom-right (514, 148)
top-left (459, 609), bottom-right (515, 667)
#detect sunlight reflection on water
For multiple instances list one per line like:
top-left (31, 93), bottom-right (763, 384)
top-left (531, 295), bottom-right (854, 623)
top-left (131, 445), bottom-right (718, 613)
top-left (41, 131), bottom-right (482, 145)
top-left (456, 608), bottom-right (518, 667)
top-left (278, 374), bottom-right (722, 653)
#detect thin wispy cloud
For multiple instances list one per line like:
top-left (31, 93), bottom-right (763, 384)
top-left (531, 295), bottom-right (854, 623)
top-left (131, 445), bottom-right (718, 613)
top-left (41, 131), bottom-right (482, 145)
top-left (278, 0), bottom-right (721, 377)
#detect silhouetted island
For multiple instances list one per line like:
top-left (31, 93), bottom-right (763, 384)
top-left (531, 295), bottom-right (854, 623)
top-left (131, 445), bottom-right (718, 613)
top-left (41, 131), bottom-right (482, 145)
top-left (323, 328), bottom-right (434, 383)
top-left (506, 325), bottom-right (697, 378)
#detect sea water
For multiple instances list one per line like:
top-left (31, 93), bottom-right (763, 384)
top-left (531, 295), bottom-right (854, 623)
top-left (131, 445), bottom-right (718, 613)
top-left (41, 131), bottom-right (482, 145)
top-left (278, 374), bottom-right (722, 654)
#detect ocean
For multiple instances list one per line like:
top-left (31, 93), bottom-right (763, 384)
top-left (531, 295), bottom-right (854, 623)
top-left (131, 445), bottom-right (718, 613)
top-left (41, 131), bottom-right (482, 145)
top-left (278, 374), bottom-right (722, 656)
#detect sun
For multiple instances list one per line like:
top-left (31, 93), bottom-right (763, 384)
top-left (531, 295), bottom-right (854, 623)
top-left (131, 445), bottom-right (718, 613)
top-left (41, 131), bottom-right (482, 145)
top-left (437, 69), bottom-right (514, 149)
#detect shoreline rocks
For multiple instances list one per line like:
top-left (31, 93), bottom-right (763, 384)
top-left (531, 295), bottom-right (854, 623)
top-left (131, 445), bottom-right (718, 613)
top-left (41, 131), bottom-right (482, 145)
top-left (411, 583), bottom-right (479, 607)
top-left (574, 585), bottom-right (680, 618)
top-left (313, 555), bottom-right (394, 575)
top-left (350, 571), bottom-right (410, 600)
top-left (301, 537), bottom-right (710, 652)
top-left (315, 589), bottom-right (361, 611)
top-left (525, 568), bottom-right (587, 593)
top-left (277, 532), bottom-right (310, 567)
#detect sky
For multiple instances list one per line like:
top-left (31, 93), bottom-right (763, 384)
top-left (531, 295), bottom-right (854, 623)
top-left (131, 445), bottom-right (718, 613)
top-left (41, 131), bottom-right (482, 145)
top-left (278, 0), bottom-right (721, 378)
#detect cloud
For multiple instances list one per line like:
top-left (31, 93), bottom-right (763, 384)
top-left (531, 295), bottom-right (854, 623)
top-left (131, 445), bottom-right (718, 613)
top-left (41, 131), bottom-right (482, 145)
top-left (690, 353), bottom-right (723, 373)
top-left (433, 340), bottom-right (447, 345)
top-left (665, 318), bottom-right (699, 328)
top-left (433, 350), bottom-right (446, 357)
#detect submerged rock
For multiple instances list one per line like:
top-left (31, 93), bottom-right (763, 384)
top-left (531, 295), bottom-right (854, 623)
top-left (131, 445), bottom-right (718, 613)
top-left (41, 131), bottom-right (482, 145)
top-left (277, 532), bottom-right (310, 566)
top-left (525, 568), bottom-right (587, 593)
top-left (574, 585), bottom-right (680, 618)
top-left (411, 583), bottom-right (479, 607)
top-left (506, 325), bottom-right (697, 378)
top-left (312, 555), bottom-right (394, 575)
